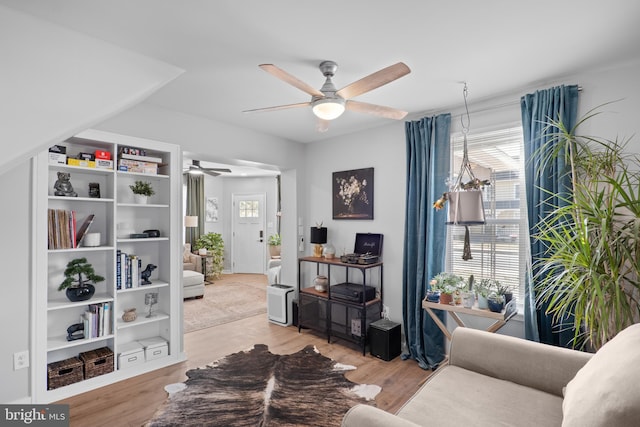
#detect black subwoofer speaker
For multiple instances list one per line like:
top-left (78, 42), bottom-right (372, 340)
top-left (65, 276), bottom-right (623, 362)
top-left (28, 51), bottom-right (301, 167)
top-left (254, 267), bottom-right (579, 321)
top-left (369, 319), bottom-right (401, 361)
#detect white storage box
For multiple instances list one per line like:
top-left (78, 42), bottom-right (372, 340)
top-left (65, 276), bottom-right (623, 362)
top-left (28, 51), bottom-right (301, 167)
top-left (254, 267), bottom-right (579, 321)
top-left (49, 152), bottom-right (66, 165)
top-left (138, 337), bottom-right (169, 361)
top-left (118, 341), bottom-right (145, 369)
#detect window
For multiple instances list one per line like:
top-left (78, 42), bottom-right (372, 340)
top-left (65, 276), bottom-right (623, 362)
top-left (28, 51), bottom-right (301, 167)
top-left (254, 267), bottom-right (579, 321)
top-left (445, 126), bottom-right (527, 304)
top-left (238, 200), bottom-right (259, 218)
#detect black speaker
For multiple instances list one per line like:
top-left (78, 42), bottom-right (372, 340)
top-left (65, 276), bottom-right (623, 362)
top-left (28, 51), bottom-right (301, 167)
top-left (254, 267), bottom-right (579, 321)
top-left (369, 319), bottom-right (401, 361)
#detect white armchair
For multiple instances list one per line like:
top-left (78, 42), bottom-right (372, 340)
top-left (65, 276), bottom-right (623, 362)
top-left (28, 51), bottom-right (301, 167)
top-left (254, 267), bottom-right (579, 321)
top-left (183, 243), bottom-right (202, 273)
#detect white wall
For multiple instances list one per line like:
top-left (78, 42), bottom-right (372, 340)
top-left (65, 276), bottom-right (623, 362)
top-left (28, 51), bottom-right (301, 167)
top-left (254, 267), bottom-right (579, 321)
top-left (0, 159), bottom-right (32, 403)
top-left (0, 5), bottom-right (183, 177)
top-left (304, 123), bottom-right (407, 323)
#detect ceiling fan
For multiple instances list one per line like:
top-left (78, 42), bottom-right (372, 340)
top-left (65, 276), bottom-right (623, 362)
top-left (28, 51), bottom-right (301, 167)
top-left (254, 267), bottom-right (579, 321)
top-left (184, 160), bottom-right (232, 177)
top-left (243, 60), bottom-right (411, 131)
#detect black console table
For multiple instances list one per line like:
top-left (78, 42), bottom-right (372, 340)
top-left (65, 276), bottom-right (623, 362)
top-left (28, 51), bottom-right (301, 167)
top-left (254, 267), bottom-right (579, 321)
top-left (297, 256), bottom-right (383, 355)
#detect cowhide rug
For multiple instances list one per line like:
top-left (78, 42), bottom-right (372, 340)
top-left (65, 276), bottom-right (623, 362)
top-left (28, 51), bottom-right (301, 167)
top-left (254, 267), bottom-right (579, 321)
top-left (147, 344), bottom-right (381, 426)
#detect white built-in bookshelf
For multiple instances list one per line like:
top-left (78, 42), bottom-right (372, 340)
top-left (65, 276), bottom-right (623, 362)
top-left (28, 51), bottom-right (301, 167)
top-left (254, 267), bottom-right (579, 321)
top-left (33, 129), bottom-right (185, 403)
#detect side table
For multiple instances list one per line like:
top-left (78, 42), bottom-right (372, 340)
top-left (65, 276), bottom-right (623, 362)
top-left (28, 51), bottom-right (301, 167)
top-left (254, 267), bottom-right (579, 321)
top-left (198, 254), bottom-right (213, 281)
top-left (422, 299), bottom-right (517, 341)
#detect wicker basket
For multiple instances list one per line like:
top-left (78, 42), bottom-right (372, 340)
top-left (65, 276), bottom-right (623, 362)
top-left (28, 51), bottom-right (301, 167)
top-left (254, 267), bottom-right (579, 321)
top-left (79, 347), bottom-right (114, 379)
top-left (47, 357), bottom-right (84, 390)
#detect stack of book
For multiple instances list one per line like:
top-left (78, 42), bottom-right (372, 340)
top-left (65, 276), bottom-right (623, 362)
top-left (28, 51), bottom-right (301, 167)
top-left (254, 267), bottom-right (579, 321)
top-left (117, 146), bottom-right (162, 174)
top-left (82, 302), bottom-right (112, 338)
top-left (47, 210), bottom-right (95, 249)
top-left (116, 250), bottom-right (146, 289)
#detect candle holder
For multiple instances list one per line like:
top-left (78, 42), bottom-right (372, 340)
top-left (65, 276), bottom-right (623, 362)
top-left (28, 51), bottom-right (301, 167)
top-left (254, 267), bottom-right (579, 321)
top-left (144, 292), bottom-right (158, 318)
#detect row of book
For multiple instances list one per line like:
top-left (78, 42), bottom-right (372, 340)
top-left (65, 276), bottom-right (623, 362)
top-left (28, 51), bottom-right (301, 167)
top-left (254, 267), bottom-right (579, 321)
top-left (83, 302), bottom-right (112, 339)
top-left (117, 250), bottom-right (147, 290)
top-left (47, 209), bottom-right (94, 249)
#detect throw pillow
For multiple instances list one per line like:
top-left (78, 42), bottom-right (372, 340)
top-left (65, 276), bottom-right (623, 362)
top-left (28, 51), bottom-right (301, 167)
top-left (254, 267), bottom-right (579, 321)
top-left (562, 323), bottom-right (640, 426)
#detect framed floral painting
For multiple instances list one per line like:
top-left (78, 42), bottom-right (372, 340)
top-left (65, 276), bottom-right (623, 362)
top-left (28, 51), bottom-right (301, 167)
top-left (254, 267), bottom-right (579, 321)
top-left (332, 167), bottom-right (374, 219)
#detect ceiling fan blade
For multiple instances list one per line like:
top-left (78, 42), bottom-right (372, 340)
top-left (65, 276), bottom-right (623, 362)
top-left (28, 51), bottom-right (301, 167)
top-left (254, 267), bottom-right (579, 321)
top-left (243, 102), bottom-right (310, 114)
top-left (345, 100), bottom-right (408, 120)
top-left (336, 62), bottom-right (411, 100)
top-left (259, 64), bottom-right (324, 97)
top-left (202, 170), bottom-right (221, 177)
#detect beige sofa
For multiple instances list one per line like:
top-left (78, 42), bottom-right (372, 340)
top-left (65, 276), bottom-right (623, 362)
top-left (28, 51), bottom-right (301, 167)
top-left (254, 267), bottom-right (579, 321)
top-left (343, 323), bottom-right (640, 427)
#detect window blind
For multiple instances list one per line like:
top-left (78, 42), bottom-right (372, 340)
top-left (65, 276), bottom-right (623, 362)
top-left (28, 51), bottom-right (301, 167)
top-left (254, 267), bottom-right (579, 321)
top-left (446, 126), bottom-right (527, 303)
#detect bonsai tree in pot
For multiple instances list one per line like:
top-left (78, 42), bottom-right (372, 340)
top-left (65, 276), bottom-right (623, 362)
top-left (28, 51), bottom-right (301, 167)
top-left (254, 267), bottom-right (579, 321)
top-left (129, 180), bottom-right (155, 204)
top-left (59, 257), bottom-right (104, 302)
top-left (193, 232), bottom-right (224, 280)
top-left (533, 106), bottom-right (640, 350)
top-left (268, 233), bottom-right (281, 258)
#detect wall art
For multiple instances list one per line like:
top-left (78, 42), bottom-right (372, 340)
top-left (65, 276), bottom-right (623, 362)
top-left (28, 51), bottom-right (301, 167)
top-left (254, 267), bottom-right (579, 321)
top-left (332, 167), bottom-right (374, 220)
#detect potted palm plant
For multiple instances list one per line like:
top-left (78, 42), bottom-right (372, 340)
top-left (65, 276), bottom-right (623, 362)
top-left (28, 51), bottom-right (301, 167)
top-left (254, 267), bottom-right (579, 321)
top-left (129, 180), bottom-right (154, 204)
top-left (533, 106), bottom-right (640, 350)
top-left (59, 257), bottom-right (104, 302)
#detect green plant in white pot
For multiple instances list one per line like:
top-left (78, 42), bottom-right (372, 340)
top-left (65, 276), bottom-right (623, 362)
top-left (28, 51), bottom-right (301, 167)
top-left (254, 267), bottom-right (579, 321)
top-left (268, 233), bottom-right (281, 258)
top-left (129, 180), bottom-right (154, 204)
top-left (193, 232), bottom-right (224, 280)
top-left (533, 106), bottom-right (640, 350)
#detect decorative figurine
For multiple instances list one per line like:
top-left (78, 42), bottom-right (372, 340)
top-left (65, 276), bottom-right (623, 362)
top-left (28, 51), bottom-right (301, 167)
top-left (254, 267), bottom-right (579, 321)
top-left (89, 182), bottom-right (101, 198)
top-left (141, 264), bottom-right (157, 285)
top-left (53, 172), bottom-right (78, 197)
top-left (66, 323), bottom-right (84, 341)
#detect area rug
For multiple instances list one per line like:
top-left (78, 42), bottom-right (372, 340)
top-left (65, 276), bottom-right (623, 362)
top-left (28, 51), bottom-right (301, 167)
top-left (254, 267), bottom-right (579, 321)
top-left (183, 274), bottom-right (267, 333)
top-left (147, 344), bottom-right (381, 426)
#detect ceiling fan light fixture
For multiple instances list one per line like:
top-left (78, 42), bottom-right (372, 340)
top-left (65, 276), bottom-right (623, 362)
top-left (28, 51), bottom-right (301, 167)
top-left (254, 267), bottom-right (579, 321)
top-left (188, 166), bottom-right (204, 174)
top-left (312, 98), bottom-right (345, 121)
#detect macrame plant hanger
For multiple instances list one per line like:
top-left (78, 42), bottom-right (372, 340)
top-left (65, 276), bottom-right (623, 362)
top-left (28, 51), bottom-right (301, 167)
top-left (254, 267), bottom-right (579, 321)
top-left (447, 83), bottom-right (486, 260)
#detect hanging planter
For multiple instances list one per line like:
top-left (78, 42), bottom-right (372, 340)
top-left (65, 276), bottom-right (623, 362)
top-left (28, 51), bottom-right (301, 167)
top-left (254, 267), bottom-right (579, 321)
top-left (433, 83), bottom-right (489, 261)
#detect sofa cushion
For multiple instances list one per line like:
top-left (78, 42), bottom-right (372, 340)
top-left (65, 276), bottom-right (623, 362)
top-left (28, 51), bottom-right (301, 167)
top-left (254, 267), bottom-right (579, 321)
top-left (398, 365), bottom-right (563, 427)
top-left (562, 323), bottom-right (640, 427)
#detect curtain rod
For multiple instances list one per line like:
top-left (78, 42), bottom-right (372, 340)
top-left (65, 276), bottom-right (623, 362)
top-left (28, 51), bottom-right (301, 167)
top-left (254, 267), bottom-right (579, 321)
top-left (409, 85), bottom-right (583, 121)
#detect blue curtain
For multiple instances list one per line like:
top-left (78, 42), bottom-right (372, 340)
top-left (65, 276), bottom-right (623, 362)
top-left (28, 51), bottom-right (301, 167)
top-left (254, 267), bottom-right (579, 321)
top-left (402, 113), bottom-right (451, 369)
top-left (521, 85), bottom-right (579, 346)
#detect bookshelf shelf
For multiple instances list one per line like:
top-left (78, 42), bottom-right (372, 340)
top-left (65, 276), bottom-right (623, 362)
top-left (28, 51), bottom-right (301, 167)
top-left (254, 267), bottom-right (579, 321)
top-left (48, 334), bottom-right (115, 352)
top-left (34, 129), bottom-right (184, 403)
top-left (115, 311), bottom-right (170, 330)
top-left (117, 281), bottom-right (169, 293)
top-left (49, 196), bottom-right (115, 203)
top-left (47, 292), bottom-right (114, 311)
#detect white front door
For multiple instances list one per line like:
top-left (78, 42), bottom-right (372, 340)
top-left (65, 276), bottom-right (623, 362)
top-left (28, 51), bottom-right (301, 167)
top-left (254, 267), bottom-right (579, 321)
top-left (232, 193), bottom-right (266, 273)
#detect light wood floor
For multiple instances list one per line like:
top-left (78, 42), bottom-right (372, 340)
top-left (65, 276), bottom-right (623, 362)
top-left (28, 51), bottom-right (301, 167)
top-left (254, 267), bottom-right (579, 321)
top-left (59, 312), bottom-right (432, 426)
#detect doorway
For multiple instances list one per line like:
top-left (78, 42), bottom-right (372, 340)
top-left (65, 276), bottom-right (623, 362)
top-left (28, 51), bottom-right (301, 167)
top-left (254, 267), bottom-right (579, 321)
top-left (232, 193), bottom-right (266, 273)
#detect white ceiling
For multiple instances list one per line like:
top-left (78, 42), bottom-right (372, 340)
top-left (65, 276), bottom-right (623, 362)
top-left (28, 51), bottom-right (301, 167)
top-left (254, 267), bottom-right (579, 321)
top-left (5, 0), bottom-right (640, 147)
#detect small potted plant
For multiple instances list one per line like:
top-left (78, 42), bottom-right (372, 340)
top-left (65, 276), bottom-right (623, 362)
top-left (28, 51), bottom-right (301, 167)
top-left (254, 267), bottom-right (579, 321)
top-left (430, 272), bottom-right (465, 305)
top-left (268, 233), bottom-right (281, 258)
top-left (129, 180), bottom-right (155, 204)
top-left (58, 257), bottom-right (104, 302)
top-left (488, 293), bottom-right (505, 313)
top-left (474, 279), bottom-right (495, 310)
